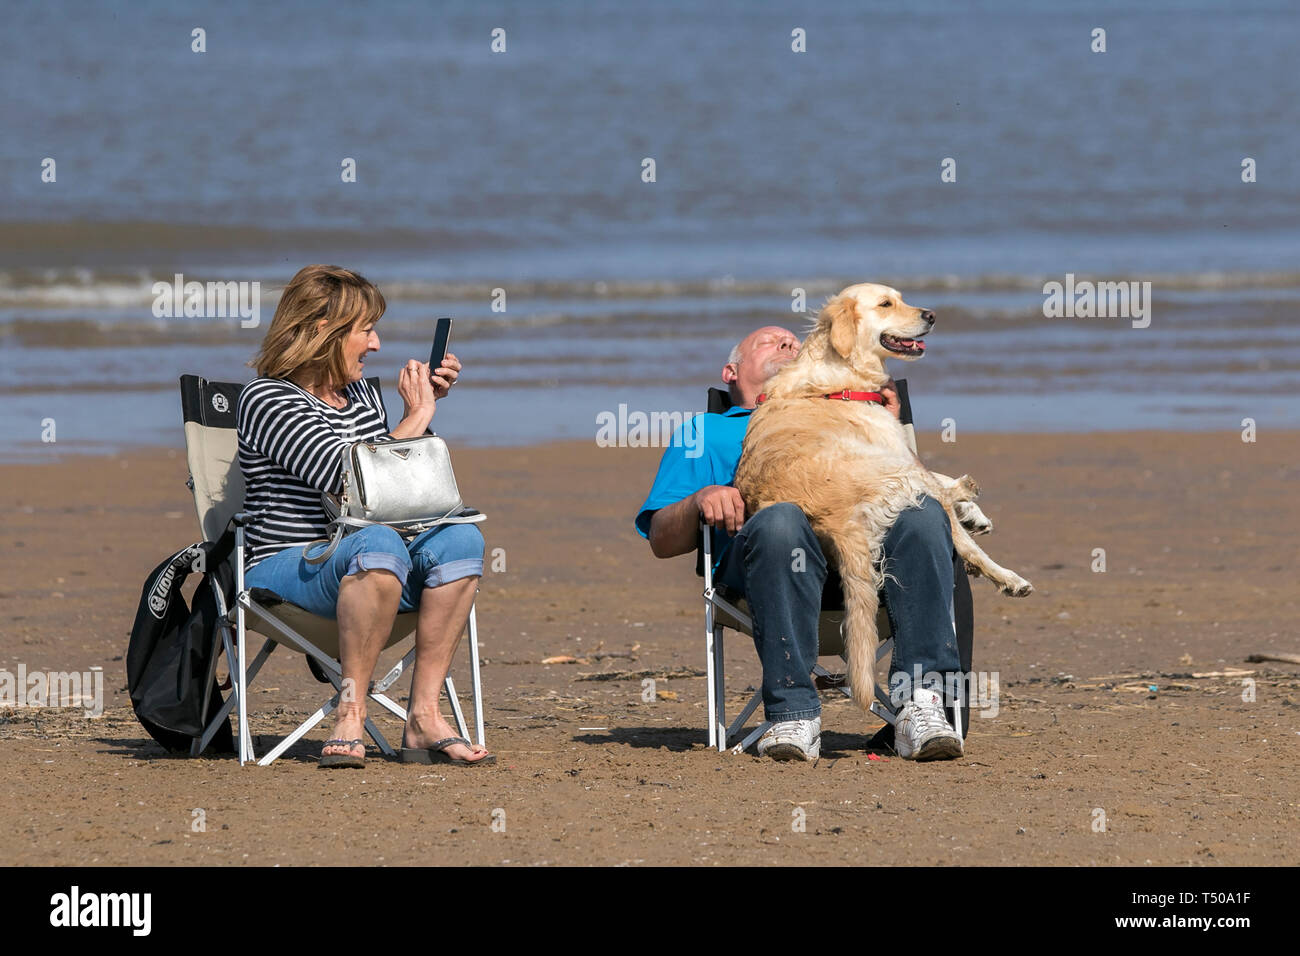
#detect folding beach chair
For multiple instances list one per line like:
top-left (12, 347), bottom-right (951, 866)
top-left (698, 381), bottom-right (974, 753)
top-left (179, 374), bottom-right (487, 766)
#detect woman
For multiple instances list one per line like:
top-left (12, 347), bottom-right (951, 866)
top-left (237, 264), bottom-right (491, 767)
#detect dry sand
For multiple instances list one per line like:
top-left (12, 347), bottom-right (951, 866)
top-left (2, 431), bottom-right (1298, 866)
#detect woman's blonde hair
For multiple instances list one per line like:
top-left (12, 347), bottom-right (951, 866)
top-left (251, 265), bottom-right (386, 384)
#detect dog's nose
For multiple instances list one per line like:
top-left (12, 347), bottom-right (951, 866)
top-left (920, 310), bottom-right (936, 327)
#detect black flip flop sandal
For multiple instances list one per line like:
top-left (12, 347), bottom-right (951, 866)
top-left (400, 736), bottom-right (496, 766)
top-left (319, 738), bottom-right (366, 769)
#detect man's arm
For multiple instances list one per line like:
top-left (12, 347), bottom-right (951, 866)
top-left (647, 485), bottom-right (745, 558)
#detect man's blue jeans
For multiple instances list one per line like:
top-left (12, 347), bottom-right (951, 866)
top-left (715, 497), bottom-right (960, 722)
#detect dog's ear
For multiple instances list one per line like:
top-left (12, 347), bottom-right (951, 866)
top-left (824, 295), bottom-right (859, 359)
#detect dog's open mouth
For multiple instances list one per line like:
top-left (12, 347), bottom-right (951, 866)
top-left (881, 332), bottom-right (927, 355)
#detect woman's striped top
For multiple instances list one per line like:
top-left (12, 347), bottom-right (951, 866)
top-left (236, 377), bottom-right (390, 568)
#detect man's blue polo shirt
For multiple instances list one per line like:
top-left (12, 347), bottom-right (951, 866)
top-left (634, 405), bottom-right (753, 567)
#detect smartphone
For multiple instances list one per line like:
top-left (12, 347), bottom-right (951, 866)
top-left (429, 317), bottom-right (453, 370)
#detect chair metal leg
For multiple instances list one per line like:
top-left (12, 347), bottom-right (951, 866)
top-left (192, 577), bottom-right (227, 757)
top-left (370, 647), bottom-right (416, 726)
top-left (374, 650), bottom-right (413, 702)
top-left (725, 689), bottom-right (764, 752)
top-left (372, 649), bottom-right (411, 695)
top-left (234, 528), bottom-right (253, 765)
top-left (370, 692), bottom-right (406, 722)
top-left (231, 612), bottom-right (274, 765)
top-left (704, 589), bottom-right (757, 754)
top-left (468, 603), bottom-right (485, 749)
top-left (444, 677), bottom-right (469, 742)
top-left (712, 626), bottom-right (727, 752)
top-left (236, 600), bottom-right (251, 765)
top-left (870, 671), bottom-right (898, 727)
top-left (732, 718), bottom-right (772, 755)
top-left (704, 601), bottom-right (718, 750)
top-left (192, 633), bottom-right (223, 757)
top-left (257, 699), bottom-right (334, 766)
top-left (948, 596), bottom-right (964, 737)
top-left (870, 636), bottom-right (898, 726)
top-left (362, 714), bottom-right (393, 756)
top-left (198, 631), bottom-right (273, 754)
top-left (870, 701), bottom-right (898, 727)
top-left (812, 663), bottom-right (853, 699)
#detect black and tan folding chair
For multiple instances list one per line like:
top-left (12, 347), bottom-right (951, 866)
top-left (180, 374), bottom-right (486, 766)
top-left (698, 381), bottom-right (975, 752)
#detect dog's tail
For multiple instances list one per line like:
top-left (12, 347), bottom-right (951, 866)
top-left (823, 531), bottom-right (885, 714)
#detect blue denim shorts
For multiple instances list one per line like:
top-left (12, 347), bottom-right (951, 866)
top-left (245, 523), bottom-right (485, 619)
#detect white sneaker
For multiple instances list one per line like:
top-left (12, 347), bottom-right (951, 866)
top-left (895, 688), bottom-right (963, 760)
top-left (756, 716), bottom-right (821, 761)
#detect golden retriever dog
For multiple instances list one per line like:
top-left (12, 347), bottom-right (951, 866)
top-left (734, 282), bottom-right (1032, 711)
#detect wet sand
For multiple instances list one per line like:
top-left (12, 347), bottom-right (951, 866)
top-left (2, 431), bottom-right (1298, 866)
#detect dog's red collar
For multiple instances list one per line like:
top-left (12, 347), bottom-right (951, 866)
top-left (755, 389), bottom-right (887, 406)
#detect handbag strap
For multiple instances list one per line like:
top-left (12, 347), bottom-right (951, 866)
top-left (303, 462), bottom-right (356, 565)
top-left (302, 522), bottom-right (346, 565)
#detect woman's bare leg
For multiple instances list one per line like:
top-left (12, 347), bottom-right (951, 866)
top-left (323, 568), bottom-right (402, 759)
top-left (403, 575), bottom-right (489, 761)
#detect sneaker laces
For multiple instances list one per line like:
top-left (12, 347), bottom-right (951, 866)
top-left (766, 718), bottom-right (816, 742)
top-left (907, 694), bottom-right (954, 737)
top-left (774, 719), bottom-right (809, 735)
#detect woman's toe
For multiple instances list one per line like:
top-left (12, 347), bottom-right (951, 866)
top-left (323, 739), bottom-right (362, 757)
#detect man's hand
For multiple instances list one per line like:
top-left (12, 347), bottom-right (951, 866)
top-left (881, 378), bottom-right (901, 420)
top-left (647, 484), bottom-right (747, 558)
top-left (695, 484), bottom-right (746, 534)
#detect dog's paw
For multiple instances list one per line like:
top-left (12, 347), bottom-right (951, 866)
top-left (1000, 577), bottom-right (1034, 597)
top-left (954, 500), bottom-right (993, 536)
top-left (954, 474), bottom-right (980, 499)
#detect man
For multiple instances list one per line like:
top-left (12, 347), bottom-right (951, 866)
top-left (635, 326), bottom-right (968, 761)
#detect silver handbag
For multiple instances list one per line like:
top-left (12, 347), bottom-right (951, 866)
top-left (303, 434), bottom-right (485, 565)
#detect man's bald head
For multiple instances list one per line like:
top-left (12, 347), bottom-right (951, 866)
top-left (722, 325), bottom-right (801, 408)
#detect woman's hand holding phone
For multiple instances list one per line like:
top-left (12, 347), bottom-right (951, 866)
top-left (429, 351), bottom-right (460, 400)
